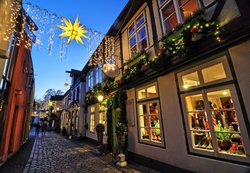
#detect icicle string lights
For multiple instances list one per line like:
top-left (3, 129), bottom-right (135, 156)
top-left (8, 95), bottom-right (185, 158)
top-left (21, 1), bottom-right (105, 59)
top-left (88, 35), bottom-right (116, 67)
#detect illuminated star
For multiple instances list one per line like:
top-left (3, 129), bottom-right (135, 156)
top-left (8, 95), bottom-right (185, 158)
top-left (56, 17), bottom-right (89, 45)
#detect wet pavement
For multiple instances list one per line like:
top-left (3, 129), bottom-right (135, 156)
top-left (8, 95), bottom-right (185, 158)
top-left (20, 131), bottom-right (161, 173)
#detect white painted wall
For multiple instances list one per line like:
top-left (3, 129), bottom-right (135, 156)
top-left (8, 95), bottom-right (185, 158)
top-left (126, 41), bottom-right (250, 172)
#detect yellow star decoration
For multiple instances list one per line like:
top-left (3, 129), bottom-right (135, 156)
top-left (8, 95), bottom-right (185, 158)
top-left (56, 17), bottom-right (89, 45)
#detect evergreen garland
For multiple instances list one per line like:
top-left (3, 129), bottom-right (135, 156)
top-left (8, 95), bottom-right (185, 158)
top-left (106, 89), bottom-right (128, 151)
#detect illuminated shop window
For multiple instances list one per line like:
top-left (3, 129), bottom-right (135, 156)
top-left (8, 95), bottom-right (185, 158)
top-left (159, 0), bottom-right (199, 34)
top-left (202, 63), bottom-right (226, 83)
top-left (182, 71), bottom-right (200, 89)
top-left (179, 56), bottom-right (249, 161)
top-left (136, 83), bottom-right (164, 146)
top-left (89, 106), bottom-right (95, 132)
top-left (137, 84), bottom-right (158, 101)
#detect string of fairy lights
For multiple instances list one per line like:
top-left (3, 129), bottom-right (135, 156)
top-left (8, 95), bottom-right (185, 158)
top-left (3, 0), bottom-right (117, 73)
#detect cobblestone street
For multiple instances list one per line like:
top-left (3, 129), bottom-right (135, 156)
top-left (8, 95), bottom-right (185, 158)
top-left (22, 132), bottom-right (160, 173)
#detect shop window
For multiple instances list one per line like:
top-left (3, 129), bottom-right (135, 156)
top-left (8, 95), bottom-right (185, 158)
top-left (202, 63), bottom-right (226, 83)
top-left (181, 71), bottom-right (200, 89)
top-left (128, 12), bottom-right (148, 58)
top-left (178, 56), bottom-right (249, 161)
top-left (136, 83), bottom-right (164, 146)
top-left (89, 106), bottom-right (95, 132)
top-left (159, 0), bottom-right (199, 34)
top-left (137, 84), bottom-right (158, 101)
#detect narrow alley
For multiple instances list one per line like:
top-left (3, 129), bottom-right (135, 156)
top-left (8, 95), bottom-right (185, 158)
top-left (1, 130), bottom-right (160, 173)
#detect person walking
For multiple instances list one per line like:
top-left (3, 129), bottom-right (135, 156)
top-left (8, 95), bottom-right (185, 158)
top-left (41, 122), bottom-right (47, 136)
top-left (35, 123), bottom-right (40, 136)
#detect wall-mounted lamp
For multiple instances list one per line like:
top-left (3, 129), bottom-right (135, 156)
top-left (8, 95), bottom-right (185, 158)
top-left (97, 95), bottom-right (104, 103)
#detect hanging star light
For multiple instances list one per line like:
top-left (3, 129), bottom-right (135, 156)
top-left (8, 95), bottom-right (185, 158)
top-left (56, 17), bottom-right (88, 45)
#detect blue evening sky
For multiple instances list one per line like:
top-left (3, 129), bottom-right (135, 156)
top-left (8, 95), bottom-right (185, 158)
top-left (23, 0), bottom-right (128, 100)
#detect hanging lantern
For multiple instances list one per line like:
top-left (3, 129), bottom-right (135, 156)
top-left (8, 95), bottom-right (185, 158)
top-left (102, 63), bottom-right (119, 78)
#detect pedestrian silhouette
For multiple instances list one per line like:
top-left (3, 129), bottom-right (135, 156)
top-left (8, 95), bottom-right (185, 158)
top-left (35, 123), bottom-right (40, 136)
top-left (41, 122), bottom-right (47, 136)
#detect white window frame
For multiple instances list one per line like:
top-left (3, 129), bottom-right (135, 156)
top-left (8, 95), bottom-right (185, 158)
top-left (128, 12), bottom-right (149, 58)
top-left (87, 71), bottom-right (94, 91)
top-left (95, 67), bottom-right (103, 84)
top-left (178, 56), bottom-right (250, 163)
top-left (136, 82), bottom-right (164, 147)
top-left (89, 106), bottom-right (95, 133)
top-left (159, 0), bottom-right (202, 34)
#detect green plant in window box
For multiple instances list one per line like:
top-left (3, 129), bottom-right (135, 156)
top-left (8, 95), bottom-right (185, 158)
top-left (215, 121), bottom-right (231, 151)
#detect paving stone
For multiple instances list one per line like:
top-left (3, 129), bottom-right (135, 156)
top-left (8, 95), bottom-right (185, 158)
top-left (21, 131), bottom-right (161, 173)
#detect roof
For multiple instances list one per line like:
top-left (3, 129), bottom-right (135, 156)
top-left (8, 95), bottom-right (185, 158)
top-left (50, 95), bottom-right (64, 101)
top-left (106, 0), bottom-right (145, 36)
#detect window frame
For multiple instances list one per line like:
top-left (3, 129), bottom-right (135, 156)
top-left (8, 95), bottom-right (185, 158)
top-left (178, 56), bottom-right (250, 163)
top-left (159, 0), bottom-right (201, 34)
top-left (87, 71), bottom-right (94, 91)
top-left (136, 82), bottom-right (165, 147)
top-left (128, 11), bottom-right (149, 58)
top-left (89, 106), bottom-right (95, 133)
top-left (177, 56), bottom-right (233, 91)
top-left (95, 67), bottom-right (103, 84)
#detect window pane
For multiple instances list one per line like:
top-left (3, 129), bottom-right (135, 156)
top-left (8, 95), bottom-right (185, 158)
top-left (147, 86), bottom-right (157, 98)
top-left (137, 27), bottom-right (147, 42)
top-left (159, 0), bottom-right (166, 6)
top-left (136, 14), bottom-right (145, 28)
top-left (185, 94), bottom-right (214, 151)
top-left (149, 102), bottom-right (158, 115)
top-left (129, 24), bottom-right (135, 36)
top-left (202, 63), bottom-right (227, 83)
top-left (207, 89), bottom-right (246, 156)
top-left (141, 128), bottom-right (150, 140)
top-left (137, 26), bottom-right (148, 51)
top-left (90, 106), bottom-right (95, 112)
top-left (162, 1), bottom-right (177, 32)
top-left (162, 1), bottom-right (175, 19)
top-left (140, 116), bottom-right (149, 127)
top-left (163, 14), bottom-right (178, 33)
top-left (138, 104), bottom-right (147, 115)
top-left (182, 71), bottom-right (200, 89)
top-left (90, 114), bottom-right (95, 132)
top-left (151, 128), bottom-right (161, 142)
top-left (179, 0), bottom-right (198, 18)
top-left (138, 89), bottom-right (146, 100)
top-left (129, 35), bottom-right (136, 47)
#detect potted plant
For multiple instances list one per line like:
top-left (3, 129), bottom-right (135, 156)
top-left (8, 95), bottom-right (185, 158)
top-left (96, 123), bottom-right (105, 144)
top-left (115, 123), bottom-right (127, 150)
top-left (215, 121), bottom-right (231, 151)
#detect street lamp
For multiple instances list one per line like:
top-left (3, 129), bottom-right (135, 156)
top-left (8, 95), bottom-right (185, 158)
top-left (97, 95), bottom-right (104, 103)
